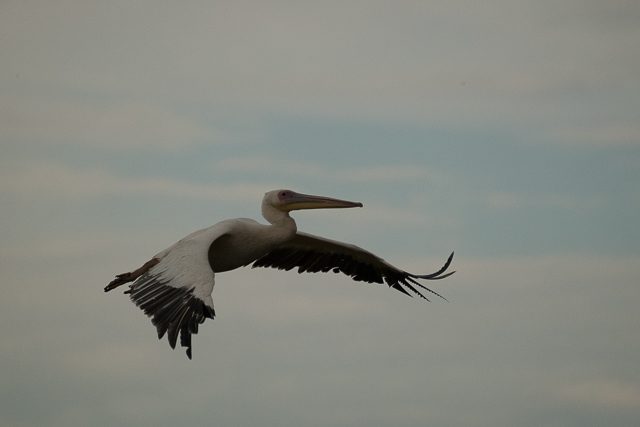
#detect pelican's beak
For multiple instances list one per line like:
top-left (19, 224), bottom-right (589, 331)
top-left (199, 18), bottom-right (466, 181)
top-left (283, 191), bottom-right (363, 211)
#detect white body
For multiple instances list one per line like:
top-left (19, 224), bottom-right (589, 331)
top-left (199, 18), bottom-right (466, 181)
top-left (148, 217), bottom-right (295, 307)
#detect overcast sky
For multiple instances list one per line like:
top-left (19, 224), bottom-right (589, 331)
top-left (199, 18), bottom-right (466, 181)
top-left (1, 1), bottom-right (639, 426)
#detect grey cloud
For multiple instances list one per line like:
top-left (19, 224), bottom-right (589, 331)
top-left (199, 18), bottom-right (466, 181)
top-left (1, 2), bottom-right (638, 426)
top-left (2, 249), bottom-right (639, 426)
top-left (2, 0), bottom-right (637, 138)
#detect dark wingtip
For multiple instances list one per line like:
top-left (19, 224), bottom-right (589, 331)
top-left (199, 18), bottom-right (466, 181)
top-left (412, 251), bottom-right (456, 280)
top-left (446, 251), bottom-right (455, 265)
top-left (435, 270), bottom-right (456, 280)
top-left (104, 272), bottom-right (133, 292)
top-left (397, 251), bottom-right (455, 300)
top-left (104, 279), bottom-right (119, 292)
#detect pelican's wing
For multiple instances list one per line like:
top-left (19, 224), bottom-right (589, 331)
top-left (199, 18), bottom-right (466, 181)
top-left (252, 232), bottom-right (454, 300)
top-left (123, 226), bottom-right (226, 359)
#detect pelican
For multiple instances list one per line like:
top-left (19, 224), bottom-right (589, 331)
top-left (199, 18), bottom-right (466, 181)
top-left (105, 190), bottom-right (455, 358)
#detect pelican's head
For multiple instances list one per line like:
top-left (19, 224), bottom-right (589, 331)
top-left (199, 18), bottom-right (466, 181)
top-left (264, 189), bottom-right (363, 212)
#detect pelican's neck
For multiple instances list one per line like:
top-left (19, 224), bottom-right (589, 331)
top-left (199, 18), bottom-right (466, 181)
top-left (262, 202), bottom-right (297, 231)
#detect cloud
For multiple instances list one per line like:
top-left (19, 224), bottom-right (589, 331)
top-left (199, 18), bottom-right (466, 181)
top-left (4, 0), bottom-right (637, 135)
top-left (486, 191), bottom-right (603, 211)
top-left (0, 232), bottom-right (132, 261)
top-left (0, 161), bottom-right (276, 201)
top-left (555, 380), bottom-right (640, 409)
top-left (0, 161), bottom-right (438, 234)
top-left (1, 97), bottom-right (216, 150)
top-left (4, 250), bottom-right (640, 427)
top-left (217, 156), bottom-right (431, 183)
top-left (1, 2), bottom-right (638, 426)
top-left (547, 123), bottom-right (640, 148)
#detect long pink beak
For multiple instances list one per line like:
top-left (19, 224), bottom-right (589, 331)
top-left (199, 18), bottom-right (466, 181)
top-left (283, 191), bottom-right (363, 210)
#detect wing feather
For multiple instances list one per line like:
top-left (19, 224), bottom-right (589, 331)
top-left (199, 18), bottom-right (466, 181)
top-left (252, 232), bottom-right (454, 300)
top-left (124, 225), bottom-right (227, 359)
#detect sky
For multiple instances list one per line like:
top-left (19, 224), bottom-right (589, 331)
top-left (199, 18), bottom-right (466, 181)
top-left (1, 0), bottom-right (639, 426)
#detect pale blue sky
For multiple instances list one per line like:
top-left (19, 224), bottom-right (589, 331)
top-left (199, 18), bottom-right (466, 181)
top-left (1, 1), bottom-right (639, 426)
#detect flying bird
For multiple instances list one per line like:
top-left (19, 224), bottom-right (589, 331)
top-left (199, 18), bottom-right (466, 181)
top-left (105, 190), bottom-right (455, 358)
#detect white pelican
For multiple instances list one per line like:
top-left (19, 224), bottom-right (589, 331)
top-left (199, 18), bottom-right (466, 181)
top-left (105, 190), bottom-right (455, 358)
